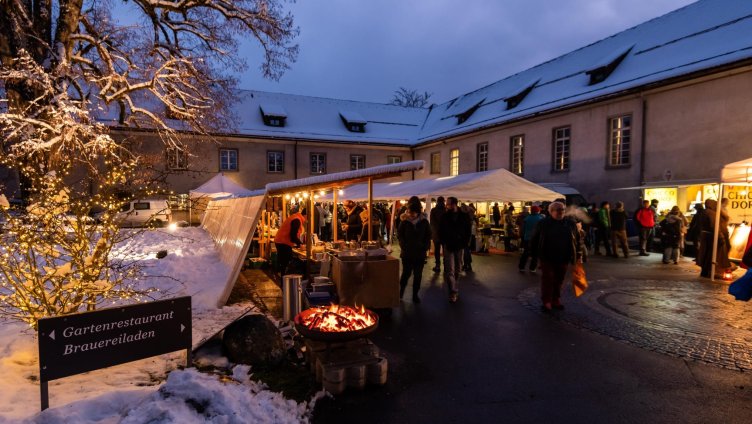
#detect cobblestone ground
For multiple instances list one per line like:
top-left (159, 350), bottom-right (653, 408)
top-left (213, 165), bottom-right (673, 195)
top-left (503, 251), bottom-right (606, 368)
top-left (519, 274), bottom-right (752, 371)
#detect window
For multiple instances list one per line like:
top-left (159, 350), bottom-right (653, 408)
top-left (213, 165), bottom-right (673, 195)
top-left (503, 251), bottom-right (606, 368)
top-left (259, 104), bottom-right (287, 127)
top-left (219, 148), bottom-right (238, 171)
top-left (310, 152), bottom-right (326, 174)
top-left (166, 147), bottom-right (187, 170)
top-left (449, 148), bottom-right (460, 176)
top-left (476, 142), bottom-right (488, 172)
top-left (553, 126), bottom-right (571, 172)
top-left (134, 202), bottom-right (150, 211)
top-left (608, 115), bottom-right (631, 167)
top-left (267, 151), bottom-right (284, 173)
top-left (510, 135), bottom-right (524, 175)
top-left (350, 154), bottom-right (366, 170)
top-left (387, 155), bottom-right (402, 164)
top-left (430, 152), bottom-right (441, 174)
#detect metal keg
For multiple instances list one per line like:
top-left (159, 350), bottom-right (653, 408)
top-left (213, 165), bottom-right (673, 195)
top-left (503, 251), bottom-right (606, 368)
top-left (282, 274), bottom-right (304, 321)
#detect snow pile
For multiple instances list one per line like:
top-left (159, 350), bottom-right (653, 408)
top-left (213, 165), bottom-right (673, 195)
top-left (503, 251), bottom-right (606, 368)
top-left (34, 367), bottom-right (322, 424)
top-left (0, 227), bottom-right (321, 423)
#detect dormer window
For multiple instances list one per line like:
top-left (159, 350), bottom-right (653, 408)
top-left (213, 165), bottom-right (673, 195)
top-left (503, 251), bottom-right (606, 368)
top-left (456, 99), bottom-right (485, 125)
top-left (340, 111), bottom-right (367, 133)
top-left (260, 104), bottom-right (287, 127)
top-left (586, 44), bottom-right (634, 85)
top-left (504, 79), bottom-right (540, 110)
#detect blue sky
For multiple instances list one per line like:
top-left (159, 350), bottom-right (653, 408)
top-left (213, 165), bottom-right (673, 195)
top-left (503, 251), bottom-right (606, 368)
top-left (238, 0), bottom-right (696, 104)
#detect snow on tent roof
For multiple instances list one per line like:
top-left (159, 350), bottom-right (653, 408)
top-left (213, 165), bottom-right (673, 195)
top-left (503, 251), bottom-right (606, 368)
top-left (260, 103), bottom-right (287, 118)
top-left (265, 160), bottom-right (425, 194)
top-left (190, 173), bottom-right (253, 198)
top-left (339, 110), bottom-right (367, 125)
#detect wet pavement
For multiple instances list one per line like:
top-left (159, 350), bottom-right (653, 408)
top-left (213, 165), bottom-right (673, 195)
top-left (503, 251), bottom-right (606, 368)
top-left (312, 250), bottom-right (752, 423)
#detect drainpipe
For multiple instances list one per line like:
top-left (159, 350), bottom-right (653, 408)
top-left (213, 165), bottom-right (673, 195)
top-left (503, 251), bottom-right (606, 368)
top-left (294, 141), bottom-right (298, 180)
top-left (639, 97), bottom-right (647, 185)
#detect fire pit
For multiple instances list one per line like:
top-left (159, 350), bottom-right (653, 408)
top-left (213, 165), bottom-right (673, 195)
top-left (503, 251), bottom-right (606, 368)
top-left (294, 304), bottom-right (379, 342)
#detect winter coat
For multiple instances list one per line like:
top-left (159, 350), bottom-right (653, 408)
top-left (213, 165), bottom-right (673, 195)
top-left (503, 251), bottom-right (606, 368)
top-left (635, 207), bottom-right (655, 228)
top-left (598, 208), bottom-right (611, 229)
top-left (439, 208), bottom-right (471, 251)
top-left (429, 203), bottom-right (446, 240)
top-left (530, 217), bottom-right (584, 264)
top-left (521, 213), bottom-right (545, 241)
top-left (344, 205), bottom-right (363, 241)
top-left (610, 208), bottom-right (628, 231)
top-left (660, 214), bottom-right (682, 248)
top-left (398, 212), bottom-right (431, 261)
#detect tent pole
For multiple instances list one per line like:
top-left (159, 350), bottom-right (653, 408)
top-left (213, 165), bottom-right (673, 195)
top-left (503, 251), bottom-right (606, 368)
top-left (389, 200), bottom-right (397, 246)
top-left (711, 184), bottom-right (724, 281)
top-left (333, 189), bottom-right (339, 241)
top-left (368, 177), bottom-right (373, 242)
top-left (307, 191), bottom-right (314, 278)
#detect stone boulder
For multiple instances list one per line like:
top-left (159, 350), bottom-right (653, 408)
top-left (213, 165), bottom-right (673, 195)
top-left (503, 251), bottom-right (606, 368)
top-left (222, 314), bottom-right (286, 367)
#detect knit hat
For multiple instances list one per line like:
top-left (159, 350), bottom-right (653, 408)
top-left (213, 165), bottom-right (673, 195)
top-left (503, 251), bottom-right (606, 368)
top-left (531, 205), bottom-right (541, 213)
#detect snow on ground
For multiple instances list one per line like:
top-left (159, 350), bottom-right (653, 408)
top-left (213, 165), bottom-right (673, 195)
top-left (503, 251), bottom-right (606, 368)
top-left (0, 227), bottom-right (318, 423)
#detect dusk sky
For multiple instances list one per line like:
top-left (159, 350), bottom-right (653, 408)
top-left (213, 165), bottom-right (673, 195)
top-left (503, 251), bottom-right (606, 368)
top-left (239, 0), bottom-right (696, 104)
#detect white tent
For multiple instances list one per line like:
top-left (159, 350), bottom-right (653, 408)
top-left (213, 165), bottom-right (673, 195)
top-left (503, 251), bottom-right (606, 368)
top-left (326, 168), bottom-right (561, 202)
top-left (189, 173), bottom-right (253, 199)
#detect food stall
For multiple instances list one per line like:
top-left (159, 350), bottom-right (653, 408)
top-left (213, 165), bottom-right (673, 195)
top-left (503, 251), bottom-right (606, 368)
top-left (264, 161), bottom-right (425, 309)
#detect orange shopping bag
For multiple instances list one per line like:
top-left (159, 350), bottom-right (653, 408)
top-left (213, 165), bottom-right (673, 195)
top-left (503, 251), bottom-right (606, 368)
top-left (572, 262), bottom-right (588, 297)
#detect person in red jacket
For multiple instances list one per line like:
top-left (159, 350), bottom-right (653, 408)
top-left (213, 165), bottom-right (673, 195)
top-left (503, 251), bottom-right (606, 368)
top-left (634, 200), bottom-right (655, 256)
top-left (274, 209), bottom-right (307, 276)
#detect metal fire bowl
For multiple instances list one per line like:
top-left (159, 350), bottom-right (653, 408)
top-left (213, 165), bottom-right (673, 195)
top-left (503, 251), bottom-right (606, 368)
top-left (294, 307), bottom-right (379, 342)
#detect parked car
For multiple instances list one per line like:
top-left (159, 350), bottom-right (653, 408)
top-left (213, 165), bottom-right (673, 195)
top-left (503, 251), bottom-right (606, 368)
top-left (115, 199), bottom-right (172, 227)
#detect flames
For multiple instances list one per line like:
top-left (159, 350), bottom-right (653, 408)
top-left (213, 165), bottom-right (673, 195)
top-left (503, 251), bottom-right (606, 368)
top-left (299, 304), bottom-right (377, 332)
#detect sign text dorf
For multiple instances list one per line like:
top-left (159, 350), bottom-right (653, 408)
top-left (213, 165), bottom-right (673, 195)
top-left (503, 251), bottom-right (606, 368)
top-left (38, 296), bottom-right (191, 382)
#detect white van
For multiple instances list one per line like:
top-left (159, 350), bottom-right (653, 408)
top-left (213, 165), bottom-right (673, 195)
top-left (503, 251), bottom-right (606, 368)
top-left (115, 199), bottom-right (172, 227)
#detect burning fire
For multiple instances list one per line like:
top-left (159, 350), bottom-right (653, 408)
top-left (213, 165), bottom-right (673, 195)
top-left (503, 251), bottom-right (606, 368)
top-left (299, 304), bottom-right (376, 332)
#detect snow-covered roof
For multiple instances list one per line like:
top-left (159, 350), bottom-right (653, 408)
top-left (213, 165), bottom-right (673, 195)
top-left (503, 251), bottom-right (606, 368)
top-left (99, 0), bottom-right (752, 148)
top-left (232, 91), bottom-right (428, 146)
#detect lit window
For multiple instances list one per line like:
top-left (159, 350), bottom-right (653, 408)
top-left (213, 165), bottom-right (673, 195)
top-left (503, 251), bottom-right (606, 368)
top-left (387, 155), bottom-right (402, 164)
top-left (477, 142), bottom-right (488, 172)
top-left (553, 127), bottom-right (571, 172)
top-left (608, 115), bottom-right (631, 167)
top-left (510, 135), bottom-right (524, 175)
top-left (166, 147), bottom-right (187, 170)
top-left (350, 154), bottom-right (366, 170)
top-left (219, 149), bottom-right (238, 171)
top-left (267, 151), bottom-right (284, 173)
top-left (311, 153), bottom-right (326, 174)
top-left (449, 149), bottom-right (460, 176)
top-left (430, 152), bottom-right (441, 174)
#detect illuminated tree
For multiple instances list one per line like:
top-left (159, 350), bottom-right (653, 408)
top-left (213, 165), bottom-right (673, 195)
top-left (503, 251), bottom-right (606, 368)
top-left (0, 1), bottom-right (298, 327)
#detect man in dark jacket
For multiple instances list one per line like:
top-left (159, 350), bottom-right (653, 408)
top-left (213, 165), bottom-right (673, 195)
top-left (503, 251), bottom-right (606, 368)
top-left (439, 197), bottom-right (471, 303)
top-left (429, 196), bottom-right (446, 272)
top-left (342, 200), bottom-right (363, 241)
top-left (530, 201), bottom-right (584, 312)
top-left (610, 201), bottom-right (629, 258)
top-left (398, 202), bottom-right (432, 303)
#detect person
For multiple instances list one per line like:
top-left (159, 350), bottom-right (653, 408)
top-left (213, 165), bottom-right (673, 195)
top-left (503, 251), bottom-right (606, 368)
top-left (460, 203), bottom-right (476, 272)
top-left (610, 201), bottom-right (630, 258)
top-left (588, 203), bottom-right (600, 254)
top-left (594, 201), bottom-right (613, 256)
top-left (492, 202), bottom-right (501, 227)
top-left (635, 200), bottom-right (655, 256)
top-left (686, 203), bottom-right (704, 255)
top-left (503, 204), bottom-right (517, 252)
top-left (697, 199), bottom-right (732, 278)
top-left (439, 197), bottom-right (471, 303)
top-left (429, 196), bottom-right (446, 272)
top-left (397, 201), bottom-right (431, 303)
top-left (314, 202), bottom-right (326, 241)
top-left (322, 204), bottom-right (332, 242)
top-left (660, 206), bottom-right (683, 264)
top-left (273, 208), bottom-right (306, 277)
top-left (359, 204), bottom-right (381, 243)
top-left (530, 201), bottom-right (584, 312)
top-left (518, 205), bottom-right (545, 272)
top-left (342, 200), bottom-right (363, 241)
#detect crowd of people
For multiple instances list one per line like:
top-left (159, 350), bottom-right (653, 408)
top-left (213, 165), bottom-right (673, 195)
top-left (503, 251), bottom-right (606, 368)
top-left (273, 194), bottom-right (740, 310)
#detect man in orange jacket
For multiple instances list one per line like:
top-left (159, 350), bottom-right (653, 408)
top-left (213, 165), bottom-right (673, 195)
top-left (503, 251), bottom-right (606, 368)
top-left (274, 208), bottom-right (307, 276)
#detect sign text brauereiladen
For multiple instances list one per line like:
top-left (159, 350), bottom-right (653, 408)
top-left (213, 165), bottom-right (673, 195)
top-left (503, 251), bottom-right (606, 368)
top-left (61, 311), bottom-right (175, 355)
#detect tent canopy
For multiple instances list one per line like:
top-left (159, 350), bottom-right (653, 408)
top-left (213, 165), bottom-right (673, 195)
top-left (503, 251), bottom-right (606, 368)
top-left (721, 157), bottom-right (752, 184)
top-left (190, 173), bottom-right (253, 198)
top-left (325, 168), bottom-right (561, 202)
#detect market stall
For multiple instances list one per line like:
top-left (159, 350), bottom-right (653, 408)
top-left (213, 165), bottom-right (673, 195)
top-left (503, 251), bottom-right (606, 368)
top-left (711, 158), bottom-right (752, 279)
